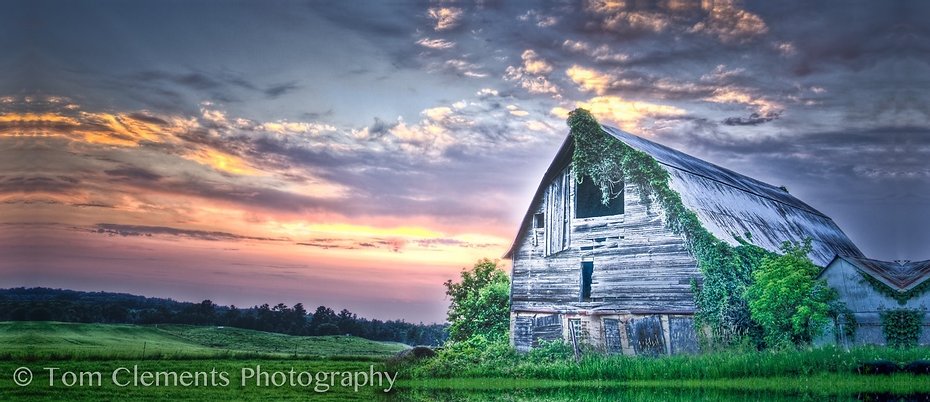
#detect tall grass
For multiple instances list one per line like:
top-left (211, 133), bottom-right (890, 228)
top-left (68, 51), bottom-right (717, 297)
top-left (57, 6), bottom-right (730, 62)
top-left (404, 338), bottom-right (930, 381)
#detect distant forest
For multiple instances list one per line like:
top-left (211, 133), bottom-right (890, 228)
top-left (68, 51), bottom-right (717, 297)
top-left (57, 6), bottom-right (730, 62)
top-left (0, 288), bottom-right (447, 346)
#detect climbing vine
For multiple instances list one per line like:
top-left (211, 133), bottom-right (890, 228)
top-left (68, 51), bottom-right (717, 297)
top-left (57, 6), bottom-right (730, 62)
top-left (859, 272), bottom-right (930, 305)
top-left (880, 308), bottom-right (924, 348)
top-left (566, 108), bottom-right (842, 347)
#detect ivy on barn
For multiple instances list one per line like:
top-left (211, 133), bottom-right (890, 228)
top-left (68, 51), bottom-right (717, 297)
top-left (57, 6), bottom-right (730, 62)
top-left (879, 308), bottom-right (924, 348)
top-left (567, 108), bottom-right (775, 344)
top-left (859, 272), bottom-right (930, 305)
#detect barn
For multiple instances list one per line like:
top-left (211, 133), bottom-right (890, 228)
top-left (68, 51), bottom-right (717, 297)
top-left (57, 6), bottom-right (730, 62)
top-left (505, 124), bottom-right (863, 355)
top-left (817, 256), bottom-right (930, 347)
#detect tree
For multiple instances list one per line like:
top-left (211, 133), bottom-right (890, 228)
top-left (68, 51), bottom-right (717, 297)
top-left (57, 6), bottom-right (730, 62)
top-left (745, 239), bottom-right (836, 348)
top-left (444, 259), bottom-right (510, 342)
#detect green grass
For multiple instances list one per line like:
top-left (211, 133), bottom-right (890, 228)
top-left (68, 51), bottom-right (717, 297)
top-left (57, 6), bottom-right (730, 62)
top-left (398, 373), bottom-right (930, 394)
top-left (0, 322), bottom-right (408, 401)
top-left (405, 337), bottom-right (930, 381)
top-left (6, 322), bottom-right (930, 401)
top-left (0, 321), bottom-right (408, 360)
top-left (0, 359), bottom-right (396, 401)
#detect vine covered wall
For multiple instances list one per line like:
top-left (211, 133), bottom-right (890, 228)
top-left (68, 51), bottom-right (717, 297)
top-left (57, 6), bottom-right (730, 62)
top-left (566, 108), bottom-right (852, 347)
top-left (880, 308), bottom-right (924, 348)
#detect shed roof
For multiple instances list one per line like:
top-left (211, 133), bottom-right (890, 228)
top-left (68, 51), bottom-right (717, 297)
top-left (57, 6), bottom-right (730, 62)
top-left (505, 126), bottom-right (863, 266)
top-left (828, 255), bottom-right (930, 292)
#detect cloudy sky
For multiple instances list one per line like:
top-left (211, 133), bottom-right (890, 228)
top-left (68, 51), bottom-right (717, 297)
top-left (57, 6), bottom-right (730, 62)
top-left (2, 1), bottom-right (928, 322)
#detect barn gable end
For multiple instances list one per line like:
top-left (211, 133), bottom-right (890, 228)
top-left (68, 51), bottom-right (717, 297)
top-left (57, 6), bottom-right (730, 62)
top-left (507, 125), bottom-right (863, 354)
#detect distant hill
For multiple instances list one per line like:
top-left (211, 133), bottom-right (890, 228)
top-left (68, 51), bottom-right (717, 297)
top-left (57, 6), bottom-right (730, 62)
top-left (0, 321), bottom-right (409, 359)
top-left (0, 287), bottom-right (447, 346)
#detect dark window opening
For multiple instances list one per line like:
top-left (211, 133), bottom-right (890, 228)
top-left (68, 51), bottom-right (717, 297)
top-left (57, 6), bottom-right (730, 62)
top-left (580, 261), bottom-right (593, 301)
top-left (575, 176), bottom-right (623, 218)
top-left (533, 213), bottom-right (545, 229)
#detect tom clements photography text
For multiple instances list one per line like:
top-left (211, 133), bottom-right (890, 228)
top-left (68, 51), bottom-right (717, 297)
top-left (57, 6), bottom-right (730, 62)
top-left (13, 364), bottom-right (397, 393)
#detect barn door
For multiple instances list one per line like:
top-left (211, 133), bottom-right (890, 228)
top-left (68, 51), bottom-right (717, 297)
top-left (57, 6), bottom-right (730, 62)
top-left (626, 316), bottom-right (666, 356)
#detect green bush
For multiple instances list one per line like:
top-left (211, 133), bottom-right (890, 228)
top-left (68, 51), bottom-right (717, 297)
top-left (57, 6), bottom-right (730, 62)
top-left (444, 259), bottom-right (510, 343)
top-left (745, 240), bottom-right (836, 348)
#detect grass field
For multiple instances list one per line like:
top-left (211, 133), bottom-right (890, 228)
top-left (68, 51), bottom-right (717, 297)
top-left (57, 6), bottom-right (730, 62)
top-left (5, 321), bottom-right (930, 401)
top-left (1, 321), bottom-right (408, 360)
top-left (1, 322), bottom-right (409, 401)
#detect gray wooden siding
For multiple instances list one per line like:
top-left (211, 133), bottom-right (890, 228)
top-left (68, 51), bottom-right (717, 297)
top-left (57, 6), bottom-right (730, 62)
top-left (512, 313), bottom-right (563, 352)
top-left (669, 316), bottom-right (700, 354)
top-left (510, 164), bottom-right (701, 314)
top-left (626, 315), bottom-right (666, 356)
top-left (818, 259), bottom-right (930, 346)
top-left (603, 318), bottom-right (623, 354)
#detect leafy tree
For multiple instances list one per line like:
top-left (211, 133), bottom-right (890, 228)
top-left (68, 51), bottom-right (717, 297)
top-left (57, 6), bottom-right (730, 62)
top-left (444, 259), bottom-right (510, 342)
top-left (745, 240), bottom-right (836, 348)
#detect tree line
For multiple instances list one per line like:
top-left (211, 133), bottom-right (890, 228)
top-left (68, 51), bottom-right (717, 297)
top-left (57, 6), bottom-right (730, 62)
top-left (0, 288), bottom-right (447, 346)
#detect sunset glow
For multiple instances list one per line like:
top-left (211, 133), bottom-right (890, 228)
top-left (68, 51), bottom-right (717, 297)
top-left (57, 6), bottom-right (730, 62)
top-left (3, 1), bottom-right (928, 322)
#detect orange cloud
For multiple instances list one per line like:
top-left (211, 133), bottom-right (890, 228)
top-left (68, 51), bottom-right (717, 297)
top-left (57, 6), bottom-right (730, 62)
top-left (552, 96), bottom-right (686, 132)
top-left (184, 148), bottom-right (262, 176)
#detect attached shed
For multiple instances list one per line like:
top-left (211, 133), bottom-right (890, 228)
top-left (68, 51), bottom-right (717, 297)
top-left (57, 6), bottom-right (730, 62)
top-left (506, 126), bottom-right (863, 355)
top-left (817, 256), bottom-right (930, 346)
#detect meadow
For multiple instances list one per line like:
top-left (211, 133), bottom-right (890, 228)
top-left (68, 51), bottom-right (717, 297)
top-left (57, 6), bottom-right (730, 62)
top-left (1, 321), bottom-right (408, 360)
top-left (1, 321), bottom-right (407, 401)
top-left (5, 321), bottom-right (930, 401)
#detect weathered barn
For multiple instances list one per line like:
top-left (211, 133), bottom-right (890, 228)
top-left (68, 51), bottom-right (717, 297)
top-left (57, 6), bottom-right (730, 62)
top-left (506, 125), bottom-right (863, 355)
top-left (817, 256), bottom-right (930, 347)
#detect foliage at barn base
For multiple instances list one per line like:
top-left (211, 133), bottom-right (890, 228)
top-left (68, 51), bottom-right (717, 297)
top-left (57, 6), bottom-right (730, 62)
top-left (443, 258), bottom-right (511, 343)
top-left (745, 240), bottom-right (837, 348)
top-left (400, 259), bottom-right (515, 377)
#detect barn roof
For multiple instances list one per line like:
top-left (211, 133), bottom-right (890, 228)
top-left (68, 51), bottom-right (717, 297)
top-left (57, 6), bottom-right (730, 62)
top-left (504, 125), bottom-right (863, 266)
top-left (828, 256), bottom-right (930, 292)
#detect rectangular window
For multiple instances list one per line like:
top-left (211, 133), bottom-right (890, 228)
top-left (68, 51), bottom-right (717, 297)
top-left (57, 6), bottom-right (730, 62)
top-left (575, 176), bottom-right (623, 218)
top-left (580, 261), bottom-right (593, 301)
top-left (533, 213), bottom-right (545, 229)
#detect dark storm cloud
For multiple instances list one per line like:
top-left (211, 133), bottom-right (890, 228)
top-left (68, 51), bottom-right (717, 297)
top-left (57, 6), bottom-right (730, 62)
top-left (104, 167), bottom-right (163, 182)
top-left (366, 117), bottom-right (399, 138)
top-left (263, 81), bottom-right (300, 98)
top-left (0, 176), bottom-right (81, 194)
top-left (126, 113), bottom-right (169, 126)
top-left (722, 112), bottom-right (780, 126)
top-left (93, 223), bottom-right (287, 242)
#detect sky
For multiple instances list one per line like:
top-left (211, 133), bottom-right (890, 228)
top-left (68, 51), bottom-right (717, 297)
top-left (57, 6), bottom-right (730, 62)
top-left (2, 1), bottom-right (929, 323)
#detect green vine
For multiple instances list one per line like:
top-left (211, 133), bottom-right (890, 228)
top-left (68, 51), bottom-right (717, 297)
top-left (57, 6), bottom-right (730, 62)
top-left (879, 308), bottom-right (924, 348)
top-left (859, 272), bottom-right (930, 305)
top-left (567, 108), bottom-right (776, 345)
top-left (829, 300), bottom-right (857, 342)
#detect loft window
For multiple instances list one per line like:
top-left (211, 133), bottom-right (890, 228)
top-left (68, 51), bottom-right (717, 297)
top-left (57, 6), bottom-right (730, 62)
top-left (533, 213), bottom-right (545, 229)
top-left (575, 176), bottom-right (623, 218)
top-left (580, 261), bottom-right (593, 301)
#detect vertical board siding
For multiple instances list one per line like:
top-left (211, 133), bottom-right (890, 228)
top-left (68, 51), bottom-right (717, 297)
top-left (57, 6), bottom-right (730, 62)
top-left (511, 168), bottom-right (701, 312)
top-left (625, 315), bottom-right (666, 356)
top-left (513, 315), bottom-right (534, 352)
top-left (533, 314), bottom-right (563, 347)
top-left (513, 313), bottom-right (564, 352)
top-left (669, 316), bottom-right (700, 354)
top-left (603, 318), bottom-right (623, 354)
